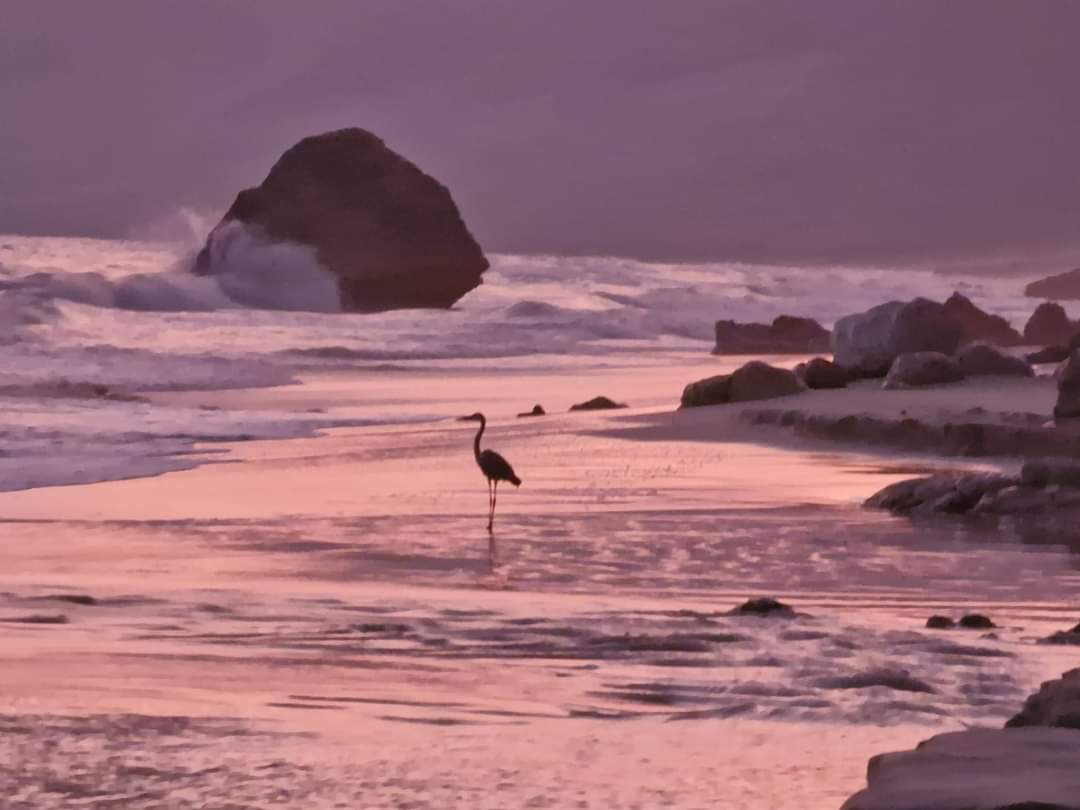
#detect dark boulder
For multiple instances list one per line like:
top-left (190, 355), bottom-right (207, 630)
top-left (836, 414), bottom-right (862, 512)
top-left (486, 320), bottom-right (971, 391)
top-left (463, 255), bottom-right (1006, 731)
top-left (883, 352), bottom-right (964, 389)
top-left (955, 342), bottom-right (1033, 378)
top-left (1025, 268), bottom-right (1080, 300)
top-left (517, 405), bottom-right (546, 418)
top-left (796, 357), bottom-right (852, 389)
top-left (729, 597), bottom-right (796, 618)
top-left (712, 315), bottom-right (830, 354)
top-left (958, 614), bottom-right (996, 630)
top-left (680, 361), bottom-right (804, 408)
top-left (926, 616), bottom-right (956, 629)
top-left (569, 396), bottom-right (627, 412)
top-left (1027, 345), bottom-right (1072, 364)
top-left (833, 298), bottom-right (964, 375)
top-left (1006, 669), bottom-right (1080, 729)
top-left (195, 128), bottom-right (488, 312)
top-left (944, 292), bottom-right (1021, 346)
top-left (1055, 351), bottom-right (1080, 419)
top-left (1024, 302), bottom-right (1075, 346)
top-left (1021, 459), bottom-right (1080, 488)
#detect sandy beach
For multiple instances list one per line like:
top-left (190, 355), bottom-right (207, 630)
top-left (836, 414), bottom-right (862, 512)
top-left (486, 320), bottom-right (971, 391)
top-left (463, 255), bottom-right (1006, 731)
top-left (2, 361), bottom-right (1078, 809)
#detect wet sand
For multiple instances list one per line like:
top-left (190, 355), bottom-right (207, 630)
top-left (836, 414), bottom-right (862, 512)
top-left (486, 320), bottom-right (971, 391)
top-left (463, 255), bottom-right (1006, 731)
top-left (1, 363), bottom-right (1078, 808)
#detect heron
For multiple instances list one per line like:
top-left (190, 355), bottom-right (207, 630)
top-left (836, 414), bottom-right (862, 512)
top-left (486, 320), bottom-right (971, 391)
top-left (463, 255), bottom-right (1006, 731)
top-left (463, 412), bottom-right (521, 532)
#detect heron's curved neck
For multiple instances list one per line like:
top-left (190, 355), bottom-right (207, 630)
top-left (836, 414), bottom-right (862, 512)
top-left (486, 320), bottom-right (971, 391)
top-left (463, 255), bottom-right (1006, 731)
top-left (473, 417), bottom-right (486, 461)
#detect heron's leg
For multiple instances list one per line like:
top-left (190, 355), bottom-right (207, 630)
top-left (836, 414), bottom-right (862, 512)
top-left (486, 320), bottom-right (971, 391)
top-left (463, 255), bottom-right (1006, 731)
top-left (489, 480), bottom-right (498, 532)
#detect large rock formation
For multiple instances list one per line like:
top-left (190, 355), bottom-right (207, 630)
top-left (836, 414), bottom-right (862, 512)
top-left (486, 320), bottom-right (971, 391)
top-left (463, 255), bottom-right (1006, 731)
top-left (839, 727), bottom-right (1080, 810)
top-left (195, 128), bottom-right (488, 312)
top-left (1026, 268), bottom-right (1080, 300)
top-left (883, 352), bottom-right (964, 389)
top-left (943, 292), bottom-right (1021, 346)
top-left (680, 361), bottom-right (804, 408)
top-left (1024, 301), bottom-right (1075, 346)
top-left (832, 298), bottom-right (963, 376)
top-left (712, 315), bottom-right (830, 354)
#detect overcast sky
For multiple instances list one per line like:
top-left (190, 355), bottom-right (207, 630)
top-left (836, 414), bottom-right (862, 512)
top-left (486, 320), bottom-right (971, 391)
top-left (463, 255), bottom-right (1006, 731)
top-left (3, 1), bottom-right (1079, 263)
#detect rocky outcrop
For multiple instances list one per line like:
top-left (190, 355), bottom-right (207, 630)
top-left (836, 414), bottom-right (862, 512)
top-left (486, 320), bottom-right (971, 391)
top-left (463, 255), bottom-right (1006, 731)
top-left (195, 128), bottom-right (488, 312)
top-left (1024, 302), bottom-right (1075, 346)
top-left (1007, 669), bottom-right (1080, 729)
top-left (712, 315), bottom-right (830, 354)
top-left (795, 357), bottom-right (851, 389)
top-left (883, 352), bottom-right (964, 389)
top-left (865, 468), bottom-right (1080, 517)
top-left (839, 727), bottom-right (1080, 810)
top-left (680, 362), bottom-right (804, 408)
top-left (569, 396), bottom-right (627, 412)
top-left (727, 597), bottom-right (798, 618)
top-left (1043, 624), bottom-right (1080, 646)
top-left (517, 405), bottom-right (546, 418)
top-left (832, 298), bottom-right (963, 376)
top-left (1055, 351), bottom-right (1080, 419)
top-left (1025, 268), bottom-right (1080, 300)
top-left (955, 342), bottom-right (1033, 378)
top-left (944, 292), bottom-right (1022, 346)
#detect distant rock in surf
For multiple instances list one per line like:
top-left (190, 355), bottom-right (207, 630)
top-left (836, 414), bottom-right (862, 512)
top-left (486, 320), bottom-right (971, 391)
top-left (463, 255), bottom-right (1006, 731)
top-left (569, 396), bottom-right (626, 412)
top-left (196, 128), bottom-right (488, 312)
top-left (712, 315), bottom-right (830, 355)
top-left (517, 404), bottom-right (546, 418)
top-left (925, 615), bottom-right (955, 629)
top-left (728, 597), bottom-right (797, 618)
top-left (1025, 267), bottom-right (1080, 300)
top-left (832, 298), bottom-right (963, 376)
top-left (680, 361), bottom-right (804, 408)
top-left (1041, 624), bottom-right (1080, 646)
top-left (1024, 301), bottom-right (1075, 346)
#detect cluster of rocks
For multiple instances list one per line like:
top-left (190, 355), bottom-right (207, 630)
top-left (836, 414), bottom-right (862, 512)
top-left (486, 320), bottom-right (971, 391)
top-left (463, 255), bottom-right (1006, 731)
top-left (842, 669), bottom-right (1080, 809)
top-left (864, 459), bottom-right (1080, 517)
top-left (833, 296), bottom-right (1035, 386)
top-left (925, 614), bottom-right (995, 630)
top-left (513, 397), bottom-right (628, 417)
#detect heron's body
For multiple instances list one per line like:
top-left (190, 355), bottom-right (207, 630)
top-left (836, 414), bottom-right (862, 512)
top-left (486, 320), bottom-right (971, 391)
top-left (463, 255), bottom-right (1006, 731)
top-left (466, 413), bottom-right (520, 531)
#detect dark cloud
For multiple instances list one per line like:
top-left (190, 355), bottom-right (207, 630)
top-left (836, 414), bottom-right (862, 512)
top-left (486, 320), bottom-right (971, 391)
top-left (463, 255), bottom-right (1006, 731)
top-left (3, 0), bottom-right (1079, 263)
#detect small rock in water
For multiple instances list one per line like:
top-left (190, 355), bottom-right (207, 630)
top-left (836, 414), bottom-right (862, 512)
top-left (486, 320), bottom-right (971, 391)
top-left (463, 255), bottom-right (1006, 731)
top-left (729, 597), bottom-right (796, 618)
top-left (517, 404), bottom-right (546, 418)
top-left (3, 614), bottom-right (68, 624)
top-left (926, 615), bottom-right (956, 629)
top-left (958, 614), bottom-right (996, 629)
top-left (569, 396), bottom-right (627, 411)
top-left (36, 594), bottom-right (97, 606)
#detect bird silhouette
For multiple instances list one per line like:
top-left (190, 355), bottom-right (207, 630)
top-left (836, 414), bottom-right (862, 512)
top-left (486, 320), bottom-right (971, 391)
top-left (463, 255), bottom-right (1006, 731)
top-left (463, 412), bottom-right (521, 532)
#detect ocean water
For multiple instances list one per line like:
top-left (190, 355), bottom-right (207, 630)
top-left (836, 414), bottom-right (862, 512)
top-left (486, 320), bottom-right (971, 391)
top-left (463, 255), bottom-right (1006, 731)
top-left (2, 233), bottom-right (1079, 808)
top-left (0, 233), bottom-right (1063, 492)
